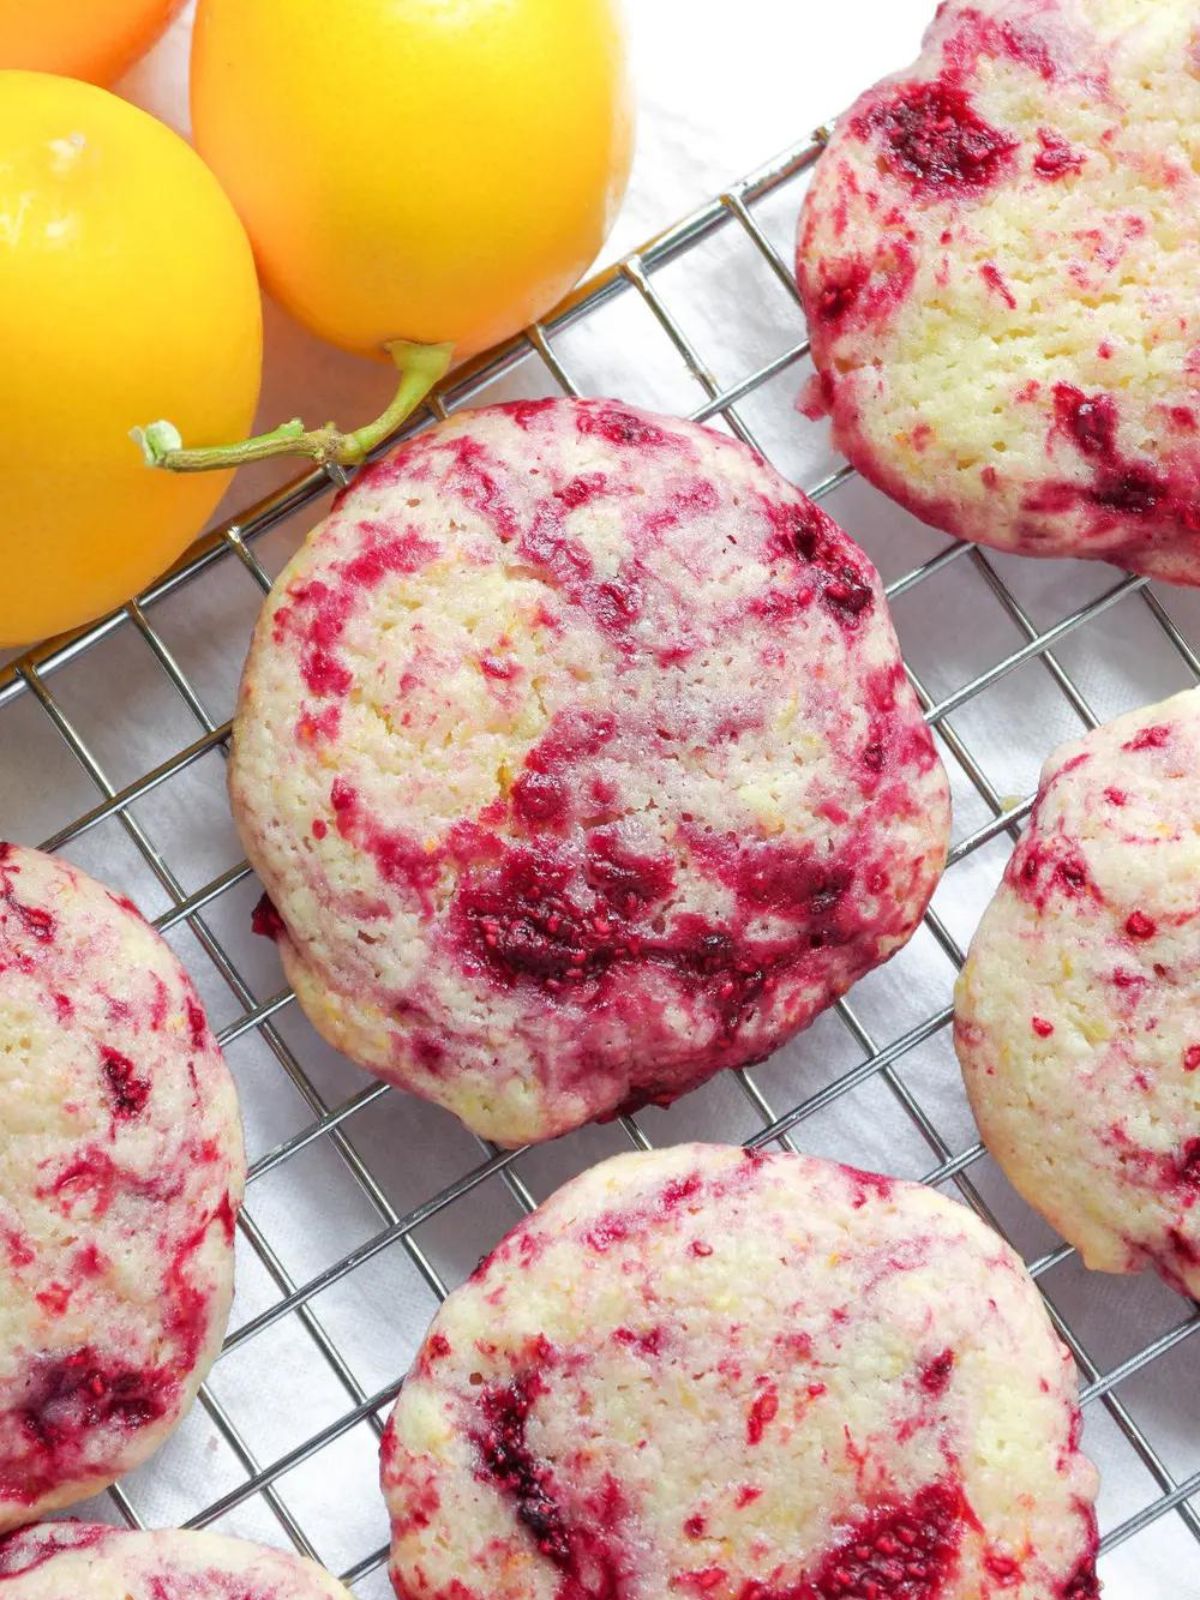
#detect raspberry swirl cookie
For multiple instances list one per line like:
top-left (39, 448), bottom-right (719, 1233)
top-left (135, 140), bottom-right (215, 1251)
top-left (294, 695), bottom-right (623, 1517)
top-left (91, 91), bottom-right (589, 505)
top-left (230, 397), bottom-right (949, 1145)
top-left (0, 845), bottom-right (244, 1529)
top-left (381, 1144), bottom-right (1100, 1600)
top-left (0, 1522), bottom-right (352, 1597)
top-left (957, 689), bottom-right (1200, 1297)
top-left (798, 0), bottom-right (1200, 584)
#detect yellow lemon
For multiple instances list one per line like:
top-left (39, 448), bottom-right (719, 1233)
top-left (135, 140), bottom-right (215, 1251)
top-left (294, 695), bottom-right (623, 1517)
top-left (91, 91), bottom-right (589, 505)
top-left (0, 1), bottom-right (185, 87)
top-left (0, 71), bottom-right (262, 646)
top-left (191, 0), bottom-right (633, 361)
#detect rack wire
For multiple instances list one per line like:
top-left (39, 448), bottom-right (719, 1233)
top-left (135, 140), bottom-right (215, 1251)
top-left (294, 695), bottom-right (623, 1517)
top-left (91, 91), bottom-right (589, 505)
top-left (2, 129), bottom-right (1199, 1595)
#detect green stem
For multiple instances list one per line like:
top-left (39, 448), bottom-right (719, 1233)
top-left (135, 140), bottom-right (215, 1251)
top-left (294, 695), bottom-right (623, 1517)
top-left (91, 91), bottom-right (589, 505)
top-left (133, 339), bottom-right (455, 473)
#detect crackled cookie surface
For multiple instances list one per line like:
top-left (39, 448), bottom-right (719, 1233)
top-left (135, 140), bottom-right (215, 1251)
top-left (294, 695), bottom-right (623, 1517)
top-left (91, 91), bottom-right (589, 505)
top-left (957, 689), bottom-right (1200, 1297)
top-left (798, 0), bottom-right (1200, 584)
top-left (230, 397), bottom-right (949, 1145)
top-left (0, 845), bottom-right (244, 1529)
top-left (382, 1144), bottom-right (1099, 1600)
top-left (0, 1523), bottom-right (352, 1597)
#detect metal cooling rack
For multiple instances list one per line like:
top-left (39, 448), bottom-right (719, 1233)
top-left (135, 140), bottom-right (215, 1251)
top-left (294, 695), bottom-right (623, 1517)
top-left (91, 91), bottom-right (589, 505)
top-left (2, 130), bottom-right (1199, 1595)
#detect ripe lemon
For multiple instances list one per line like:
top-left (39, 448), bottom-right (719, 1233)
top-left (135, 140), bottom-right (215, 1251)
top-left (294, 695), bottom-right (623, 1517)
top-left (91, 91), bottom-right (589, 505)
top-left (0, 1), bottom-right (185, 86)
top-left (0, 71), bottom-right (262, 646)
top-left (191, 0), bottom-right (633, 361)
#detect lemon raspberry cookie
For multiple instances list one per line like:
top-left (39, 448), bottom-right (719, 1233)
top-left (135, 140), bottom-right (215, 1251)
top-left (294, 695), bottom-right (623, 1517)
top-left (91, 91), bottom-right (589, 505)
top-left (382, 1144), bottom-right (1099, 1600)
top-left (230, 397), bottom-right (949, 1145)
top-left (957, 689), bottom-right (1200, 1297)
top-left (798, 0), bottom-right (1200, 584)
top-left (0, 1523), bottom-right (352, 1597)
top-left (0, 845), bottom-right (244, 1528)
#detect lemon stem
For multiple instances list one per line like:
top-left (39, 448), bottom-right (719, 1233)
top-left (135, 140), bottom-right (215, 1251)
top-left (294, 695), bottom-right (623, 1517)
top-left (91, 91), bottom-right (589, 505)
top-left (133, 339), bottom-right (454, 473)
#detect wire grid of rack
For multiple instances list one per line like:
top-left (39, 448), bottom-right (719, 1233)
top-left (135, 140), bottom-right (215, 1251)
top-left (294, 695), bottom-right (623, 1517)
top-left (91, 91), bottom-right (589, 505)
top-left (3, 128), bottom-right (1200, 1595)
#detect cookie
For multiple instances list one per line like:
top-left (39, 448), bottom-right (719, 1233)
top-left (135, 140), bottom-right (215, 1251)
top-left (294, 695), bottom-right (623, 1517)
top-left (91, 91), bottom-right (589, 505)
top-left (381, 1143), bottom-right (1100, 1600)
top-left (229, 397), bottom-right (949, 1145)
top-left (0, 1522), bottom-right (352, 1597)
top-left (0, 845), bottom-right (244, 1528)
top-left (956, 688), bottom-right (1200, 1297)
top-left (797, 0), bottom-right (1200, 585)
